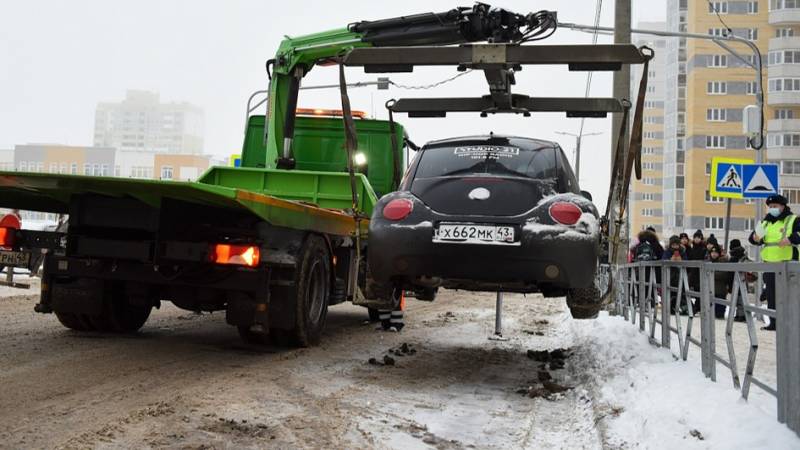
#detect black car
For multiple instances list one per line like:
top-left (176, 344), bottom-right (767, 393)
top-left (368, 134), bottom-right (602, 318)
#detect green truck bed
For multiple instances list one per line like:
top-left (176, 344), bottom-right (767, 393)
top-left (0, 167), bottom-right (375, 237)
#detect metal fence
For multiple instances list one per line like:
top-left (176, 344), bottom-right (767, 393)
top-left (612, 260), bottom-right (800, 437)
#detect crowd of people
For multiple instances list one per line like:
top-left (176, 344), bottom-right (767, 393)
top-left (628, 194), bottom-right (799, 331)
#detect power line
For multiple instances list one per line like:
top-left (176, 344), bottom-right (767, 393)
top-left (706, 0), bottom-right (733, 34)
top-left (578, 0), bottom-right (604, 138)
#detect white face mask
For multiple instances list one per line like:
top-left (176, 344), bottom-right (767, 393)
top-left (768, 207), bottom-right (782, 217)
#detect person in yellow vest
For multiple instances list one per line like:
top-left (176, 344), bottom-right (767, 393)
top-left (748, 194), bottom-right (800, 331)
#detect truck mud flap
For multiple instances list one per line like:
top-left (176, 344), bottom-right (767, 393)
top-left (50, 278), bottom-right (104, 315)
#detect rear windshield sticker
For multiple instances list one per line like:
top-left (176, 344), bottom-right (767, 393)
top-left (454, 146), bottom-right (520, 159)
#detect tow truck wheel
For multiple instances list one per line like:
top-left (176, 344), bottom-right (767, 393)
top-left (89, 283), bottom-right (152, 333)
top-left (284, 235), bottom-right (331, 347)
top-left (55, 312), bottom-right (94, 331)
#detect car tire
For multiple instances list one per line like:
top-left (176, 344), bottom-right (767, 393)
top-left (415, 287), bottom-right (438, 302)
top-left (566, 285), bottom-right (602, 320)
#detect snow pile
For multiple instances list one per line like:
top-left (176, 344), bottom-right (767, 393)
top-left (567, 313), bottom-right (800, 449)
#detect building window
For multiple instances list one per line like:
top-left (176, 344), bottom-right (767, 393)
top-left (71, 163), bottom-right (78, 175)
top-left (769, 78), bottom-right (800, 92)
top-left (709, 54), bottom-right (727, 68)
top-left (706, 135), bottom-right (726, 149)
top-left (101, 164), bottom-right (109, 176)
top-left (706, 108), bottom-right (727, 121)
top-left (642, 162), bottom-right (657, 171)
top-left (783, 188), bottom-right (800, 203)
top-left (83, 163), bottom-right (91, 175)
top-left (161, 166), bottom-right (174, 180)
top-left (768, 133), bottom-right (800, 146)
top-left (642, 193), bottom-right (656, 201)
top-left (708, 28), bottom-right (727, 37)
top-left (768, 50), bottom-right (800, 65)
top-left (707, 81), bottom-right (727, 95)
top-left (748, 1), bottom-right (759, 13)
top-left (642, 208), bottom-right (655, 217)
top-left (775, 28), bottom-right (795, 38)
top-left (49, 163), bottom-right (58, 173)
top-left (705, 217), bottom-right (725, 230)
top-left (746, 28), bottom-right (758, 41)
top-left (771, 0), bottom-right (800, 10)
top-left (775, 109), bottom-right (795, 119)
top-left (782, 160), bottom-right (800, 174)
top-left (708, 1), bottom-right (728, 13)
top-left (705, 190), bottom-right (725, 204)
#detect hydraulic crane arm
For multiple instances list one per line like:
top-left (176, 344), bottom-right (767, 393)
top-left (249, 3), bottom-right (559, 169)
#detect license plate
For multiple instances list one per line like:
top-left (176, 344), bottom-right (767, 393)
top-left (0, 251), bottom-right (30, 267)
top-left (434, 223), bottom-right (516, 245)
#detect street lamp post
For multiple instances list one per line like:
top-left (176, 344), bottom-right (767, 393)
top-left (555, 131), bottom-right (602, 182)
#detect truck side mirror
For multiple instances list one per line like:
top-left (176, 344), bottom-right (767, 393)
top-left (580, 190), bottom-right (593, 201)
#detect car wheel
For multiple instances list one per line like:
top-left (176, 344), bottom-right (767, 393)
top-left (566, 285), bottom-right (602, 320)
top-left (415, 287), bottom-right (438, 301)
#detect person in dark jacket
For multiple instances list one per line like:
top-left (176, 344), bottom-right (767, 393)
top-left (706, 234), bottom-right (719, 254)
top-left (748, 194), bottom-right (800, 331)
top-left (679, 232), bottom-right (690, 251)
top-left (630, 229), bottom-right (664, 305)
top-left (686, 230), bottom-right (707, 314)
top-left (662, 235), bottom-right (688, 314)
top-left (728, 239), bottom-right (751, 322)
top-left (707, 244), bottom-right (731, 319)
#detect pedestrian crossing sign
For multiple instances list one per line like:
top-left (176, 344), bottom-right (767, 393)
top-left (709, 157), bottom-right (753, 199)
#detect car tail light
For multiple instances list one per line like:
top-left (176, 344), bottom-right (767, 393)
top-left (383, 199), bottom-right (413, 221)
top-left (548, 202), bottom-right (583, 225)
top-left (0, 227), bottom-right (14, 248)
top-left (212, 244), bottom-right (260, 267)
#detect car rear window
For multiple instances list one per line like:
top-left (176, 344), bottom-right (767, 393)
top-left (413, 144), bottom-right (559, 180)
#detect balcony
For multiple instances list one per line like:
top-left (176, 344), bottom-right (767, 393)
top-left (769, 36), bottom-right (800, 51)
top-left (768, 118), bottom-right (800, 132)
top-left (768, 64), bottom-right (800, 78)
top-left (767, 91), bottom-right (800, 106)
top-left (769, 8), bottom-right (800, 25)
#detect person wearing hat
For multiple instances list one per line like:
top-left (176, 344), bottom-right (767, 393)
top-left (662, 235), bottom-right (688, 314)
top-left (679, 233), bottom-right (690, 251)
top-left (686, 230), bottom-right (707, 313)
top-left (706, 243), bottom-right (731, 319)
top-left (728, 239), bottom-right (753, 323)
top-left (748, 194), bottom-right (800, 331)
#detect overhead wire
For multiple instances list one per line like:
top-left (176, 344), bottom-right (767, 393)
top-left (577, 0), bottom-right (604, 142)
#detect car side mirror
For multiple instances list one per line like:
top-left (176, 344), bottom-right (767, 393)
top-left (580, 190), bottom-right (593, 201)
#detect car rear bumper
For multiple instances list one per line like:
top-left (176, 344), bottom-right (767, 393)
top-left (368, 219), bottom-right (599, 291)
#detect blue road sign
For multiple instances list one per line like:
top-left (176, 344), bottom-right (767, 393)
top-left (742, 163), bottom-right (780, 198)
top-left (715, 162), bottom-right (744, 195)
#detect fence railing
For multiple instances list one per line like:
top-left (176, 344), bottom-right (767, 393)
top-left (612, 260), bottom-right (800, 437)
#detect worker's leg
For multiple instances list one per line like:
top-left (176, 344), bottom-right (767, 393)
top-left (763, 272), bottom-right (776, 331)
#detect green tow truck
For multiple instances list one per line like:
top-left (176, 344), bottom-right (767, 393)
top-left (0, 4), bottom-right (651, 345)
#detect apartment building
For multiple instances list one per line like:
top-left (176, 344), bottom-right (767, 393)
top-left (657, 0), bottom-right (773, 247)
top-left (630, 22), bottom-right (668, 234)
top-left (94, 90), bottom-right (204, 155)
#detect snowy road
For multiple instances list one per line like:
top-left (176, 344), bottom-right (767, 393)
top-left (0, 280), bottom-right (797, 449)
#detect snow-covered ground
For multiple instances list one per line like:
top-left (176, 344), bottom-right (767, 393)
top-left (0, 283), bottom-right (797, 448)
top-left (566, 314), bottom-right (799, 449)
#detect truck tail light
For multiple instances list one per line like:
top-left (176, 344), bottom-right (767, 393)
top-left (383, 199), bottom-right (413, 221)
top-left (0, 227), bottom-right (14, 248)
top-left (548, 202), bottom-right (583, 226)
top-left (212, 244), bottom-right (260, 267)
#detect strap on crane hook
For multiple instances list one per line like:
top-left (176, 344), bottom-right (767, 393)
top-left (386, 99), bottom-right (402, 189)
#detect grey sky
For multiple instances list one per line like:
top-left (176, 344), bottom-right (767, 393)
top-left (1, 0), bottom-right (665, 209)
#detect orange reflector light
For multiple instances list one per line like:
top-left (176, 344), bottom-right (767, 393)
top-left (296, 108), bottom-right (366, 118)
top-left (0, 227), bottom-right (14, 248)
top-left (212, 244), bottom-right (260, 267)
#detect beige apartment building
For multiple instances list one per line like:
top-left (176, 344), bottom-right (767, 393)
top-left (654, 0), bottom-right (800, 250)
top-left (630, 22), bottom-right (668, 234)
